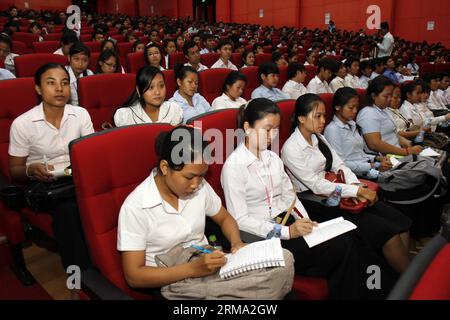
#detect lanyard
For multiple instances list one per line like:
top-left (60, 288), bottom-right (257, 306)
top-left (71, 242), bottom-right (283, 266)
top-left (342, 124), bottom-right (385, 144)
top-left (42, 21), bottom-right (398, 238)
top-left (254, 160), bottom-right (274, 217)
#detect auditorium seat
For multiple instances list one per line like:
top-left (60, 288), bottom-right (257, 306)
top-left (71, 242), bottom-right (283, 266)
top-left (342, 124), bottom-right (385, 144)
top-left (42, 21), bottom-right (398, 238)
top-left (305, 65), bottom-right (317, 86)
top-left (11, 41), bottom-right (29, 55)
top-left (70, 123), bottom-right (174, 299)
top-left (319, 93), bottom-right (335, 126)
top-left (88, 52), bottom-right (101, 73)
top-left (186, 108), bottom-right (329, 300)
top-left (127, 51), bottom-right (146, 73)
top-left (80, 34), bottom-right (91, 42)
top-left (168, 52), bottom-right (187, 70)
top-left (116, 42), bottom-right (133, 64)
top-left (162, 69), bottom-right (177, 100)
top-left (12, 32), bottom-right (40, 51)
top-left (276, 100), bottom-right (296, 148)
top-left (200, 53), bottom-right (220, 68)
top-left (111, 35), bottom-right (127, 43)
top-left (43, 33), bottom-right (62, 41)
top-left (32, 41), bottom-right (60, 54)
top-left (14, 53), bottom-right (68, 77)
top-left (277, 65), bottom-right (288, 89)
top-left (83, 41), bottom-right (101, 53)
top-left (240, 66), bottom-right (259, 100)
top-left (255, 53), bottom-right (272, 66)
top-left (198, 68), bottom-right (233, 104)
top-left (78, 73), bottom-right (136, 130)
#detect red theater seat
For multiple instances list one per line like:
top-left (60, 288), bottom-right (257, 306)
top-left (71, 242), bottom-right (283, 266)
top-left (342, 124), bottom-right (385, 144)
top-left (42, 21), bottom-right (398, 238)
top-left (117, 42), bottom-right (133, 62)
top-left (80, 34), bottom-right (91, 42)
top-left (200, 53), bottom-right (220, 68)
top-left (12, 32), bottom-right (40, 50)
top-left (32, 41), bottom-right (60, 54)
top-left (240, 66), bottom-right (259, 100)
top-left (88, 52), bottom-right (101, 73)
top-left (84, 41), bottom-right (101, 53)
top-left (78, 73), bottom-right (136, 131)
top-left (231, 53), bottom-right (243, 69)
top-left (198, 68), bottom-right (233, 104)
top-left (277, 100), bottom-right (296, 149)
top-left (168, 52), bottom-right (187, 70)
top-left (305, 65), bottom-right (318, 86)
top-left (277, 65), bottom-right (288, 89)
top-left (14, 53), bottom-right (68, 77)
top-left (70, 124), bottom-right (174, 299)
top-left (162, 69), bottom-right (177, 100)
top-left (43, 33), bottom-right (62, 41)
top-left (127, 51), bottom-right (146, 73)
top-left (111, 35), bottom-right (127, 43)
top-left (255, 53), bottom-right (272, 66)
top-left (11, 41), bottom-right (29, 55)
top-left (319, 93), bottom-right (334, 126)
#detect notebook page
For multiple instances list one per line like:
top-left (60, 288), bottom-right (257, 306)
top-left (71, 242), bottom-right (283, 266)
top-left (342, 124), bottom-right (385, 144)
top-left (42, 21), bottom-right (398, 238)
top-left (303, 218), bottom-right (357, 248)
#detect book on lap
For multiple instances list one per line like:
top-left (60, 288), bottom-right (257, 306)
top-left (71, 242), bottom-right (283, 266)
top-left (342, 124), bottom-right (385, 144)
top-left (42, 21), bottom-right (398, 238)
top-left (303, 217), bottom-right (357, 248)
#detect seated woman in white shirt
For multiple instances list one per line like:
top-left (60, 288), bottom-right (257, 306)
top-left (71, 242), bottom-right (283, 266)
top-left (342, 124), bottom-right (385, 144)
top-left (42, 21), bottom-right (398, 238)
top-left (282, 62), bottom-right (308, 99)
top-left (118, 126), bottom-right (294, 299)
top-left (306, 58), bottom-right (336, 94)
top-left (241, 50), bottom-right (255, 69)
top-left (359, 60), bottom-right (373, 89)
top-left (281, 93), bottom-right (411, 274)
top-left (344, 56), bottom-right (364, 89)
top-left (9, 63), bottom-right (94, 287)
top-left (211, 71), bottom-right (247, 110)
top-left (163, 38), bottom-right (176, 69)
top-left (251, 62), bottom-right (289, 101)
top-left (145, 43), bottom-right (166, 71)
top-left (329, 62), bottom-right (347, 93)
top-left (304, 50), bottom-right (316, 66)
top-left (65, 42), bottom-right (94, 106)
top-left (114, 66), bottom-right (183, 126)
top-left (211, 40), bottom-right (238, 70)
top-left (169, 65), bottom-right (211, 123)
top-left (325, 87), bottom-right (444, 253)
top-left (415, 81), bottom-right (450, 131)
top-left (96, 49), bottom-right (123, 74)
top-left (221, 98), bottom-right (362, 299)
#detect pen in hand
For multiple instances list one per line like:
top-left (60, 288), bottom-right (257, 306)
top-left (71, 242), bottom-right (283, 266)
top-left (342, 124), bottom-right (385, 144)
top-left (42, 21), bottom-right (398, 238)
top-left (190, 244), bottom-right (214, 254)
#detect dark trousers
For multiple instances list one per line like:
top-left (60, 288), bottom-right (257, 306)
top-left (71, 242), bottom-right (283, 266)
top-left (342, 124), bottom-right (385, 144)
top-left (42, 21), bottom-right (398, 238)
top-left (49, 197), bottom-right (92, 271)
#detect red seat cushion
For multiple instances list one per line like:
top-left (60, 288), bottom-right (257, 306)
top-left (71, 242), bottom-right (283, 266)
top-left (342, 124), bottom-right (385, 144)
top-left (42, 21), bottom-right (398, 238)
top-left (319, 93), bottom-right (334, 126)
top-left (78, 73), bottom-right (136, 130)
top-left (83, 41), bottom-right (101, 53)
top-left (277, 65), bottom-right (288, 89)
top-left (127, 51), bottom-right (146, 74)
top-left (162, 69), bottom-right (177, 100)
top-left (255, 53), bottom-right (272, 66)
top-left (88, 52), bottom-right (100, 73)
top-left (12, 32), bottom-right (40, 50)
top-left (200, 53), bottom-right (221, 68)
top-left (293, 276), bottom-right (329, 300)
top-left (240, 66), bottom-right (259, 100)
top-left (305, 65), bottom-right (318, 86)
top-left (277, 100), bottom-right (296, 149)
top-left (11, 41), bottom-right (29, 55)
top-left (231, 53), bottom-right (243, 69)
top-left (32, 41), bottom-right (60, 54)
top-left (168, 52), bottom-right (187, 70)
top-left (14, 54), bottom-right (68, 77)
top-left (198, 68), bottom-right (233, 104)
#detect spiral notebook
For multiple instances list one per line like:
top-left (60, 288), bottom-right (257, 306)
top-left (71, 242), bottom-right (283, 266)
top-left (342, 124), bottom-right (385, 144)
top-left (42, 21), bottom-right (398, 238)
top-left (219, 238), bottom-right (285, 280)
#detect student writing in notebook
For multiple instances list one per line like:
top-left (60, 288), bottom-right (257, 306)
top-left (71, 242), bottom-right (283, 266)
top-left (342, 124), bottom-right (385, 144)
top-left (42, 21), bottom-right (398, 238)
top-left (118, 126), bottom-right (294, 299)
top-left (221, 98), bottom-right (362, 299)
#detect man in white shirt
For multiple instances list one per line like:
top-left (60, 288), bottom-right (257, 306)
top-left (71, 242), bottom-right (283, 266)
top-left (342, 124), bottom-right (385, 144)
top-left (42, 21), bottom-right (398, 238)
top-left (359, 60), bottom-right (373, 89)
top-left (0, 67), bottom-right (15, 80)
top-left (183, 41), bottom-right (208, 72)
top-left (282, 62), bottom-right (308, 99)
top-left (211, 40), bottom-right (238, 71)
top-left (53, 30), bottom-right (78, 56)
top-left (376, 22), bottom-right (394, 58)
top-left (436, 73), bottom-right (450, 106)
top-left (306, 58), bottom-right (337, 94)
top-left (200, 34), bottom-right (216, 55)
top-left (65, 42), bottom-right (94, 106)
top-left (425, 73), bottom-right (449, 111)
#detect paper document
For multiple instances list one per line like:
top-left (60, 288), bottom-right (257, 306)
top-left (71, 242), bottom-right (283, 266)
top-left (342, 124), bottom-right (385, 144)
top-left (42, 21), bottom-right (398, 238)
top-left (303, 217), bottom-right (357, 248)
top-left (420, 148), bottom-right (440, 157)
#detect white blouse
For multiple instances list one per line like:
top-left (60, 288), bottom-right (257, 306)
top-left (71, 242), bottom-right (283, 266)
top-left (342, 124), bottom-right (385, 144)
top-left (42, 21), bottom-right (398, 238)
top-left (211, 93), bottom-right (247, 110)
top-left (114, 101), bottom-right (183, 126)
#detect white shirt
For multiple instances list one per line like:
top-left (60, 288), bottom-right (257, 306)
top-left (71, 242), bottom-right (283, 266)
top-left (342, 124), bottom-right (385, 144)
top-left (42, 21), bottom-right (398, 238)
top-left (0, 67), bottom-right (15, 80)
top-left (344, 74), bottom-right (364, 89)
top-left (114, 101), bottom-right (183, 126)
top-left (8, 103), bottom-right (94, 170)
top-left (281, 128), bottom-right (360, 198)
top-left (329, 76), bottom-right (345, 93)
top-left (428, 91), bottom-right (447, 110)
top-left (415, 102), bottom-right (445, 131)
top-left (359, 75), bottom-right (371, 89)
top-left (164, 55), bottom-right (169, 69)
top-left (211, 58), bottom-right (238, 71)
top-left (4, 53), bottom-right (18, 74)
top-left (282, 80), bottom-right (308, 99)
top-left (307, 76), bottom-right (333, 94)
top-left (65, 66), bottom-right (94, 106)
top-left (221, 143), bottom-right (309, 240)
top-left (399, 100), bottom-right (424, 127)
top-left (211, 93), bottom-right (247, 110)
top-left (53, 48), bottom-right (64, 55)
top-left (184, 62), bottom-right (208, 72)
top-left (200, 48), bottom-right (214, 55)
top-left (117, 169), bottom-right (222, 267)
top-left (436, 89), bottom-right (449, 106)
top-left (377, 32), bottom-right (394, 57)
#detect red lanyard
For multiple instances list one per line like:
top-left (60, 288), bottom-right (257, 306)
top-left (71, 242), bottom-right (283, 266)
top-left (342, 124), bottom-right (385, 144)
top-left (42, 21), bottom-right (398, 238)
top-left (254, 161), bottom-right (274, 216)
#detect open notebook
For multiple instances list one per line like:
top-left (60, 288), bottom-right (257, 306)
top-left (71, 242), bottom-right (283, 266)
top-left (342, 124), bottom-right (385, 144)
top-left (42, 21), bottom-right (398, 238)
top-left (219, 238), bottom-right (285, 280)
top-left (303, 217), bottom-right (357, 248)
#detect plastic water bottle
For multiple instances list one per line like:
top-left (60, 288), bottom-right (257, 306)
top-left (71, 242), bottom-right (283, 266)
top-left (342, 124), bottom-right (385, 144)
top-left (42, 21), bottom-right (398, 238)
top-left (414, 128), bottom-right (425, 145)
top-left (266, 224), bottom-right (282, 239)
top-left (326, 185), bottom-right (342, 207)
top-left (208, 234), bottom-right (223, 252)
top-left (367, 168), bottom-right (380, 179)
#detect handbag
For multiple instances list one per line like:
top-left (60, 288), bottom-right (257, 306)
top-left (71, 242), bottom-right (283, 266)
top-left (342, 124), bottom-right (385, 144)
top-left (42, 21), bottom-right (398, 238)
top-left (324, 170), bottom-right (379, 214)
top-left (25, 177), bottom-right (76, 212)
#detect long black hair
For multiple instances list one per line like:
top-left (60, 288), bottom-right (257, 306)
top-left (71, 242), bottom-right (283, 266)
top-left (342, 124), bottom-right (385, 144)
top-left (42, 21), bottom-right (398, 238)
top-left (237, 98), bottom-right (280, 129)
top-left (293, 94), bottom-right (333, 171)
top-left (119, 65), bottom-right (165, 110)
top-left (332, 87), bottom-right (359, 113)
top-left (96, 49), bottom-right (121, 74)
top-left (365, 75), bottom-right (394, 106)
top-left (222, 71), bottom-right (247, 95)
top-left (401, 81), bottom-right (421, 105)
top-left (155, 126), bottom-right (210, 171)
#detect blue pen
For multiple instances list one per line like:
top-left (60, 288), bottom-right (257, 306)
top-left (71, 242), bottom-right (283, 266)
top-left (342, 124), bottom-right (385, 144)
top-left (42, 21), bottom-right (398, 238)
top-left (190, 244), bottom-right (213, 254)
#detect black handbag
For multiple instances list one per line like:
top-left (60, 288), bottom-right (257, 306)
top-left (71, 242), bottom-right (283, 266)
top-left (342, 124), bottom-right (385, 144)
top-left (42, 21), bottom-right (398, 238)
top-left (25, 177), bottom-right (76, 212)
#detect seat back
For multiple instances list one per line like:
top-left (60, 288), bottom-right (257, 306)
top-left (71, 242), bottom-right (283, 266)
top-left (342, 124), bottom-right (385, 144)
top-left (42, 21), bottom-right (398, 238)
top-left (277, 65), bottom-right (288, 89)
top-left (200, 53), bottom-right (220, 68)
top-left (14, 53), bottom-right (68, 77)
top-left (168, 52), bottom-right (187, 70)
top-left (127, 51), bottom-right (146, 73)
top-left (84, 41), bottom-right (101, 53)
top-left (12, 32), bottom-right (40, 50)
top-left (43, 33), bottom-right (62, 41)
top-left (32, 41), bottom-right (61, 53)
top-left (198, 68), bottom-right (232, 104)
top-left (0, 78), bottom-right (39, 181)
top-left (88, 52), bottom-right (101, 73)
top-left (255, 53), bottom-right (272, 66)
top-left (70, 124), bottom-right (173, 299)
top-left (319, 93), bottom-right (334, 126)
top-left (11, 41), bottom-right (29, 55)
top-left (186, 109), bottom-right (241, 203)
top-left (240, 66), bottom-right (260, 100)
top-left (162, 69), bottom-right (177, 100)
top-left (276, 100), bottom-right (296, 149)
top-left (78, 73), bottom-right (136, 131)
top-left (305, 65), bottom-right (318, 86)
top-left (231, 53), bottom-right (243, 69)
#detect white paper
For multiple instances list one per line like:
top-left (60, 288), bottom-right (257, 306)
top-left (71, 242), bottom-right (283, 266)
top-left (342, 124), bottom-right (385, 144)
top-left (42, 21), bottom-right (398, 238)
top-left (420, 148), bottom-right (440, 157)
top-left (389, 156), bottom-right (401, 169)
top-left (303, 217), bottom-right (357, 248)
top-left (49, 167), bottom-right (72, 178)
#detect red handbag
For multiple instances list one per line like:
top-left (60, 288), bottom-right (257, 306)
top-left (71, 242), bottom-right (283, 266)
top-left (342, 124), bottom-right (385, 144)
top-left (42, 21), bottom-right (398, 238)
top-left (324, 170), bottom-right (379, 214)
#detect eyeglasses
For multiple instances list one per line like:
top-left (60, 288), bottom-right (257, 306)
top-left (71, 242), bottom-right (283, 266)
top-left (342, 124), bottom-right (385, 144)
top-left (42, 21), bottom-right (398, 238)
top-left (103, 61), bottom-right (117, 69)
